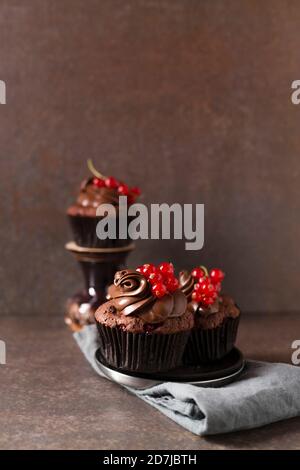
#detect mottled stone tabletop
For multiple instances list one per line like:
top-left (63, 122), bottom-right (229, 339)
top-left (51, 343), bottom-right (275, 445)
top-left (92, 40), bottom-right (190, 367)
top-left (0, 314), bottom-right (300, 450)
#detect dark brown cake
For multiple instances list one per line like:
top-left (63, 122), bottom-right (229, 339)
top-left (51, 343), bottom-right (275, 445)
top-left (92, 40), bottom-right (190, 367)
top-left (67, 165), bottom-right (140, 248)
top-left (95, 268), bottom-right (194, 373)
top-left (67, 177), bottom-right (121, 218)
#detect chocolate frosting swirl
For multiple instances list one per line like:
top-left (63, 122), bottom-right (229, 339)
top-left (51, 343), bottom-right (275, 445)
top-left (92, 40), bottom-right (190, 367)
top-left (76, 178), bottom-right (120, 209)
top-left (178, 270), bottom-right (194, 300)
top-left (101, 269), bottom-right (187, 324)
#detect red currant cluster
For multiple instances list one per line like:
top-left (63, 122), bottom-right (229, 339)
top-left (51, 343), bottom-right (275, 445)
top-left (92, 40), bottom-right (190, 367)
top-left (136, 262), bottom-right (179, 298)
top-left (191, 267), bottom-right (225, 307)
top-left (92, 176), bottom-right (141, 204)
top-left (87, 160), bottom-right (141, 204)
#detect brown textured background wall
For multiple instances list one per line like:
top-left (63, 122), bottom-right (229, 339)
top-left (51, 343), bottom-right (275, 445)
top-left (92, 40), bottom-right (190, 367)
top-left (0, 0), bottom-right (300, 315)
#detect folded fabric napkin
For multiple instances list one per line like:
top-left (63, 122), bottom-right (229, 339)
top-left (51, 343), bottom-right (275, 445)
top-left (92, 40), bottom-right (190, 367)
top-left (74, 324), bottom-right (300, 436)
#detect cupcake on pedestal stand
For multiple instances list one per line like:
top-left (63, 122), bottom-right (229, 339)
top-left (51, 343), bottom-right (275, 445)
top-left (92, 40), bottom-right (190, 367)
top-left (65, 160), bottom-right (140, 332)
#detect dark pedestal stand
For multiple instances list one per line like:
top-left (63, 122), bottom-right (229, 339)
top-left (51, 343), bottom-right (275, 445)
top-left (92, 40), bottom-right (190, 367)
top-left (65, 241), bottom-right (134, 332)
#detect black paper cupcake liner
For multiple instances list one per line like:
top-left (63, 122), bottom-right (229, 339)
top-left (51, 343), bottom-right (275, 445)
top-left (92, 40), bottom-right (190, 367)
top-left (68, 214), bottom-right (133, 249)
top-left (96, 323), bottom-right (190, 373)
top-left (183, 316), bottom-right (240, 365)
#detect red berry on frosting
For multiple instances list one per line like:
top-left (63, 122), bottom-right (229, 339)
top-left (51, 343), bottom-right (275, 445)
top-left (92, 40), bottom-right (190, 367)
top-left (202, 296), bottom-right (215, 306)
top-left (158, 262), bottom-right (174, 277)
top-left (191, 267), bottom-right (206, 279)
top-left (210, 269), bottom-right (225, 284)
top-left (137, 262), bottom-right (180, 296)
top-left (201, 280), bottom-right (216, 296)
top-left (192, 291), bottom-right (202, 302)
top-left (197, 279), bottom-right (208, 293)
top-left (131, 187), bottom-right (141, 196)
top-left (207, 282), bottom-right (216, 294)
top-left (152, 282), bottom-right (167, 298)
top-left (148, 272), bottom-right (163, 285)
top-left (140, 263), bottom-right (156, 278)
top-left (164, 276), bottom-right (179, 293)
top-left (193, 282), bottom-right (201, 291)
top-left (118, 183), bottom-right (130, 196)
top-left (210, 291), bottom-right (218, 301)
top-left (190, 266), bottom-right (224, 308)
top-left (215, 282), bottom-right (222, 293)
top-left (93, 177), bottom-right (105, 188)
top-left (105, 176), bottom-right (119, 189)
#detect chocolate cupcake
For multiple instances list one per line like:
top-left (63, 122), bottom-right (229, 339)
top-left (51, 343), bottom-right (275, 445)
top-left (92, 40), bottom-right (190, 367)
top-left (95, 263), bottom-right (194, 373)
top-left (67, 160), bottom-right (140, 248)
top-left (180, 267), bottom-right (240, 364)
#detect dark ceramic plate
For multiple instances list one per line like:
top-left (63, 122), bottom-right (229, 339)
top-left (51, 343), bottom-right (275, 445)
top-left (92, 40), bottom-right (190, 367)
top-left (95, 347), bottom-right (245, 389)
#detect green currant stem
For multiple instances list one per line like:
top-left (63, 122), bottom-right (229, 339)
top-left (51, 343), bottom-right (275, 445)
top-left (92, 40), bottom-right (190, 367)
top-left (87, 159), bottom-right (106, 180)
top-left (199, 265), bottom-right (209, 277)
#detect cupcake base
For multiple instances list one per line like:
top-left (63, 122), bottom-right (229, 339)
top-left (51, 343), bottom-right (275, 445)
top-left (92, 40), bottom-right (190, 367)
top-left (96, 323), bottom-right (190, 373)
top-left (68, 214), bottom-right (133, 249)
top-left (183, 316), bottom-right (240, 365)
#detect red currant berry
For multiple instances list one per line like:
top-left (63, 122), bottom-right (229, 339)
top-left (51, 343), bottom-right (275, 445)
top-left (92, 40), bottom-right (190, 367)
top-left (105, 176), bottom-right (119, 189)
top-left (202, 296), bottom-right (214, 306)
top-left (163, 273), bottom-right (174, 283)
top-left (131, 186), bottom-right (141, 196)
top-left (199, 280), bottom-right (215, 296)
top-left (191, 267), bottom-right (206, 279)
top-left (136, 266), bottom-right (143, 273)
top-left (164, 276), bottom-right (179, 293)
top-left (141, 263), bottom-right (156, 278)
top-left (194, 277), bottom-right (207, 290)
top-left (93, 177), bottom-right (105, 188)
top-left (148, 272), bottom-right (163, 284)
top-left (215, 282), bottom-right (221, 292)
top-left (210, 269), bottom-right (225, 284)
top-left (127, 195), bottom-right (134, 205)
top-left (198, 280), bottom-right (208, 293)
top-left (206, 282), bottom-right (216, 294)
top-left (152, 282), bottom-right (167, 298)
top-left (118, 183), bottom-right (129, 196)
top-left (210, 291), bottom-right (218, 301)
top-left (192, 291), bottom-right (202, 302)
top-left (158, 262), bottom-right (174, 276)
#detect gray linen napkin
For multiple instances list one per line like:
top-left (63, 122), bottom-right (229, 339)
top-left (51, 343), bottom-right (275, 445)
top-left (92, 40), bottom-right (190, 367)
top-left (74, 324), bottom-right (300, 436)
